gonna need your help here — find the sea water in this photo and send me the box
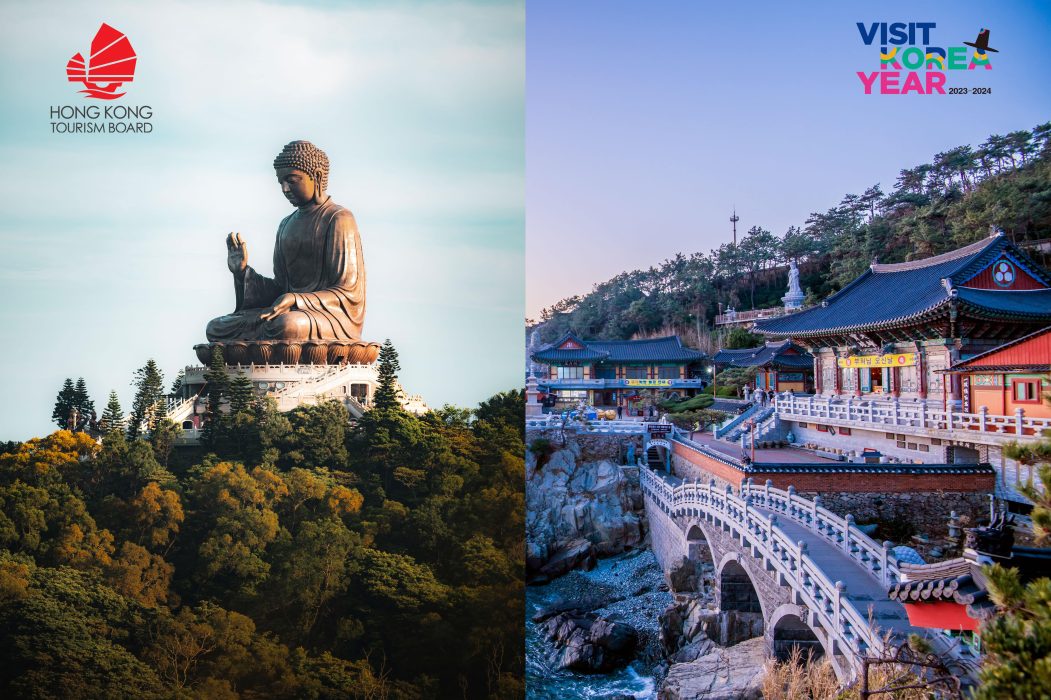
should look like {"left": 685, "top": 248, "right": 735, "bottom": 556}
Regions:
{"left": 525, "top": 551, "right": 670, "bottom": 699}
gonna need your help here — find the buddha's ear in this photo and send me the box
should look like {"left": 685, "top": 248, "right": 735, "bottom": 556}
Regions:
{"left": 313, "top": 171, "right": 325, "bottom": 203}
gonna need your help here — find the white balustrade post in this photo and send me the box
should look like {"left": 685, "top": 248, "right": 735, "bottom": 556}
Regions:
{"left": 846, "top": 396, "right": 853, "bottom": 421}
{"left": 765, "top": 479, "right": 772, "bottom": 501}
{"left": 920, "top": 401, "right": 928, "bottom": 429}
{"left": 881, "top": 540, "right": 891, "bottom": 588}
{"left": 796, "top": 540, "right": 808, "bottom": 585}
{"left": 834, "top": 580, "right": 846, "bottom": 632}
{"left": 979, "top": 405, "right": 988, "bottom": 432}
{"left": 844, "top": 514, "right": 854, "bottom": 554}
{"left": 892, "top": 397, "right": 900, "bottom": 426}
{"left": 812, "top": 495, "right": 821, "bottom": 525}
{"left": 1016, "top": 407, "right": 1025, "bottom": 435}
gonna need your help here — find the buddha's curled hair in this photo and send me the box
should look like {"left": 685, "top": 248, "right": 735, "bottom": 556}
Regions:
{"left": 273, "top": 140, "right": 329, "bottom": 192}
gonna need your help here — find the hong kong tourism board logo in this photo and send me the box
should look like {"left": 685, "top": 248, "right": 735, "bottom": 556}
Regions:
{"left": 856, "top": 22, "right": 996, "bottom": 95}
{"left": 51, "top": 23, "right": 153, "bottom": 134}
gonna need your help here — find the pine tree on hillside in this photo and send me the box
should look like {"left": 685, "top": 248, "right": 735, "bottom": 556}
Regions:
{"left": 228, "top": 374, "right": 255, "bottom": 414}
{"left": 51, "top": 378, "right": 77, "bottom": 428}
{"left": 373, "top": 339, "right": 402, "bottom": 412}
{"left": 128, "top": 359, "right": 165, "bottom": 439}
{"left": 101, "top": 390, "right": 125, "bottom": 435}
{"left": 201, "top": 346, "right": 229, "bottom": 447}
{"left": 73, "top": 377, "right": 95, "bottom": 416}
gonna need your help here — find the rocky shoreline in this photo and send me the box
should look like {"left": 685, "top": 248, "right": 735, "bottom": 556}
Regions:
{"left": 526, "top": 549, "right": 672, "bottom": 699}
{"left": 526, "top": 433, "right": 772, "bottom": 699}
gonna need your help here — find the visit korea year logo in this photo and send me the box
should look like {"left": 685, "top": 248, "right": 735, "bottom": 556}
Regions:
{"left": 66, "top": 23, "right": 137, "bottom": 99}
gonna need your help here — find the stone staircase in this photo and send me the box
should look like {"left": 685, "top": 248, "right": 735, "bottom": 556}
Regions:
{"left": 721, "top": 406, "right": 775, "bottom": 443}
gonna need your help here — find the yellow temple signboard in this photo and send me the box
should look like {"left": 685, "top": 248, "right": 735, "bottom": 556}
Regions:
{"left": 837, "top": 353, "right": 916, "bottom": 369}
{"left": 625, "top": 379, "right": 673, "bottom": 387}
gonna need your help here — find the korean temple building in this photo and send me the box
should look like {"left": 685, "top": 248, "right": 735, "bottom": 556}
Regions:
{"left": 943, "top": 325, "right": 1051, "bottom": 419}
{"left": 755, "top": 233, "right": 1051, "bottom": 405}
{"left": 749, "top": 234, "right": 1051, "bottom": 498}
{"left": 531, "top": 333, "right": 707, "bottom": 414}
{"left": 713, "top": 340, "right": 814, "bottom": 393}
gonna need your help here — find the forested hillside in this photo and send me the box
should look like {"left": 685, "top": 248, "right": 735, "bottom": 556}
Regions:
{"left": 0, "top": 343, "right": 524, "bottom": 699}
{"left": 535, "top": 122, "right": 1051, "bottom": 346}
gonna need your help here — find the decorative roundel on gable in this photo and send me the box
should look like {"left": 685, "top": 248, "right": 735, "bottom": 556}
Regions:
{"left": 992, "top": 259, "right": 1016, "bottom": 288}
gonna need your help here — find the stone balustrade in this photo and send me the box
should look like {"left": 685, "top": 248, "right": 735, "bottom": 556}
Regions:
{"left": 775, "top": 392, "right": 1051, "bottom": 445}
{"left": 639, "top": 466, "right": 977, "bottom": 681}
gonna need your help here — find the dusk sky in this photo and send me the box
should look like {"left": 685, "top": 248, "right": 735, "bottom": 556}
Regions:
{"left": 527, "top": 1, "right": 1051, "bottom": 319}
{"left": 0, "top": 0, "right": 523, "bottom": 440}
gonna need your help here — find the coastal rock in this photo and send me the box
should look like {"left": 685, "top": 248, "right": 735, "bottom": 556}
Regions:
{"left": 539, "top": 538, "right": 596, "bottom": 578}
{"left": 526, "top": 435, "right": 644, "bottom": 576}
{"left": 659, "top": 592, "right": 718, "bottom": 657}
{"left": 541, "top": 612, "right": 638, "bottom": 673}
{"left": 658, "top": 637, "right": 766, "bottom": 700}
{"left": 668, "top": 557, "right": 705, "bottom": 593}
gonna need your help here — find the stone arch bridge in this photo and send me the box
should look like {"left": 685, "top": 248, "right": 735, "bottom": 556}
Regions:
{"left": 640, "top": 467, "right": 978, "bottom": 683}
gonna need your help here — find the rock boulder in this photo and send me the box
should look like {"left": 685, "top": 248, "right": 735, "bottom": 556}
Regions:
{"left": 540, "top": 612, "right": 638, "bottom": 673}
{"left": 527, "top": 435, "right": 644, "bottom": 577}
{"left": 658, "top": 637, "right": 767, "bottom": 700}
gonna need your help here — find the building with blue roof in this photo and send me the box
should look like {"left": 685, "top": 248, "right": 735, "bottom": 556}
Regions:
{"left": 531, "top": 333, "right": 707, "bottom": 414}
{"left": 712, "top": 340, "right": 814, "bottom": 393}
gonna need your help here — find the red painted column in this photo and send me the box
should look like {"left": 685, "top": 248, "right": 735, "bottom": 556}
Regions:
{"left": 891, "top": 366, "right": 900, "bottom": 398}
{"left": 855, "top": 367, "right": 862, "bottom": 397}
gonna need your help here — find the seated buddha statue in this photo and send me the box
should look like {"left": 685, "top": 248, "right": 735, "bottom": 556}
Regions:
{"left": 206, "top": 141, "right": 367, "bottom": 345}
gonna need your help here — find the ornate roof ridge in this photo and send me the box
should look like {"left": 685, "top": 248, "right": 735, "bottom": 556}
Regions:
{"left": 591, "top": 335, "right": 683, "bottom": 344}
{"left": 870, "top": 234, "right": 1000, "bottom": 273}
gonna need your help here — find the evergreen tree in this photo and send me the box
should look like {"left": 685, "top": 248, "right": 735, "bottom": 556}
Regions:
{"left": 149, "top": 418, "right": 182, "bottom": 467}
{"left": 51, "top": 379, "right": 77, "bottom": 428}
{"left": 170, "top": 369, "right": 185, "bottom": 395}
{"left": 201, "top": 347, "right": 229, "bottom": 447}
{"left": 128, "top": 360, "right": 165, "bottom": 439}
{"left": 101, "top": 391, "right": 125, "bottom": 436}
{"left": 228, "top": 375, "right": 255, "bottom": 414}
{"left": 373, "top": 340, "right": 402, "bottom": 412}
{"left": 974, "top": 564, "right": 1051, "bottom": 699}
{"left": 73, "top": 378, "right": 95, "bottom": 416}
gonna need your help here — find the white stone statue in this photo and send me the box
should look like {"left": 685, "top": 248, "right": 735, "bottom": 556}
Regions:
{"left": 782, "top": 260, "right": 805, "bottom": 310}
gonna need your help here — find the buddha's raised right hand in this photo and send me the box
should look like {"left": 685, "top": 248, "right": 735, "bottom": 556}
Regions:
{"left": 226, "top": 232, "right": 248, "bottom": 277}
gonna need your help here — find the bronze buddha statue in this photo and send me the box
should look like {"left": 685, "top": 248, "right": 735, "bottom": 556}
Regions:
{"left": 197, "top": 141, "right": 379, "bottom": 366}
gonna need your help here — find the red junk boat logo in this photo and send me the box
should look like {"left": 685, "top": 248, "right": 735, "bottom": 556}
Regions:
{"left": 66, "top": 23, "right": 137, "bottom": 100}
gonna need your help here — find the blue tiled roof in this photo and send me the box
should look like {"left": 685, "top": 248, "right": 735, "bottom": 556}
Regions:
{"left": 954, "top": 287, "right": 1051, "bottom": 318}
{"left": 712, "top": 348, "right": 757, "bottom": 363}
{"left": 756, "top": 235, "right": 1051, "bottom": 338}
{"left": 532, "top": 333, "right": 706, "bottom": 364}
{"left": 714, "top": 341, "right": 813, "bottom": 369}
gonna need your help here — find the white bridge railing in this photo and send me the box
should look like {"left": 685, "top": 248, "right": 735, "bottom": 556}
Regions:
{"left": 776, "top": 392, "right": 1051, "bottom": 445}
{"left": 639, "top": 467, "right": 974, "bottom": 680}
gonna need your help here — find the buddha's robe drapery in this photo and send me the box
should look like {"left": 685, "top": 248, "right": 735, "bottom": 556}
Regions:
{"left": 206, "top": 197, "right": 366, "bottom": 341}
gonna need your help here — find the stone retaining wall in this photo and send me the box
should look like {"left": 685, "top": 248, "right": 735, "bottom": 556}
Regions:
{"left": 646, "top": 493, "right": 686, "bottom": 573}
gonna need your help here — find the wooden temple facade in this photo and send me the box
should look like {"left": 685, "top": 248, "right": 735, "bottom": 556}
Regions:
{"left": 755, "top": 234, "right": 1051, "bottom": 406}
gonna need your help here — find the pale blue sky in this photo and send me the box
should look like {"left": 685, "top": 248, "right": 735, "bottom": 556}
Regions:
{"left": 527, "top": 1, "right": 1051, "bottom": 318}
{"left": 0, "top": 0, "right": 524, "bottom": 440}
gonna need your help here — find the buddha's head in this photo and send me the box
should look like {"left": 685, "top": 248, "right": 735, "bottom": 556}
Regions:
{"left": 273, "top": 140, "right": 329, "bottom": 207}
